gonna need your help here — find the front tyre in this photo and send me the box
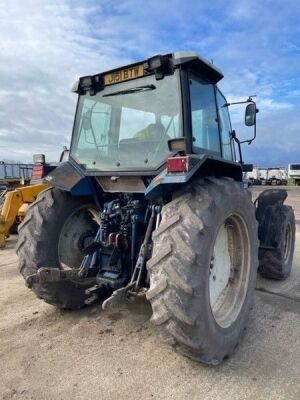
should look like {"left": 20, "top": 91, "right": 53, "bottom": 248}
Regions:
{"left": 147, "top": 178, "right": 259, "bottom": 364}
{"left": 17, "top": 187, "right": 100, "bottom": 310}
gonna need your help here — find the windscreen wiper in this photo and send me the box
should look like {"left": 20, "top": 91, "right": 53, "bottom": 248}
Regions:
{"left": 103, "top": 84, "right": 156, "bottom": 97}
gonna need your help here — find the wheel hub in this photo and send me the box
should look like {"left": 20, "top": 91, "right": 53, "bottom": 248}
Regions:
{"left": 58, "top": 206, "right": 98, "bottom": 269}
{"left": 209, "top": 224, "right": 232, "bottom": 309}
{"left": 209, "top": 214, "right": 251, "bottom": 328}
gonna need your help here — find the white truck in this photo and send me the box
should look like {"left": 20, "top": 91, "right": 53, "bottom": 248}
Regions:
{"left": 245, "top": 166, "right": 262, "bottom": 185}
{"left": 267, "top": 167, "right": 288, "bottom": 185}
{"left": 288, "top": 163, "right": 300, "bottom": 185}
{"left": 258, "top": 168, "right": 268, "bottom": 185}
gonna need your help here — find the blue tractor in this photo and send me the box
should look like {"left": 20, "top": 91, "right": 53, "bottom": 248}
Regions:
{"left": 17, "top": 52, "right": 295, "bottom": 364}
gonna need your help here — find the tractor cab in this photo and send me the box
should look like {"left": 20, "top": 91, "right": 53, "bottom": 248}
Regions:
{"left": 68, "top": 52, "right": 256, "bottom": 185}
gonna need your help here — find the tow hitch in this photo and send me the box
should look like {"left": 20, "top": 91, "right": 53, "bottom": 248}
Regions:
{"left": 102, "top": 205, "right": 158, "bottom": 310}
{"left": 25, "top": 267, "right": 85, "bottom": 288}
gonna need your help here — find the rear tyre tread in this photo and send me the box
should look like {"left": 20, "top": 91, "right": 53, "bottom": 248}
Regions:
{"left": 147, "top": 177, "right": 258, "bottom": 364}
{"left": 258, "top": 205, "right": 295, "bottom": 280}
{"left": 17, "top": 187, "right": 98, "bottom": 310}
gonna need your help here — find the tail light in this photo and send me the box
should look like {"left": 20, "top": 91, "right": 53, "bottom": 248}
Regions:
{"left": 167, "top": 156, "right": 189, "bottom": 173}
{"left": 31, "top": 165, "right": 45, "bottom": 180}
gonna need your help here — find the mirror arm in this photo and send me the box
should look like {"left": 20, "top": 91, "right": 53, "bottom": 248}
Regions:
{"left": 231, "top": 130, "right": 244, "bottom": 165}
{"left": 225, "top": 96, "right": 256, "bottom": 107}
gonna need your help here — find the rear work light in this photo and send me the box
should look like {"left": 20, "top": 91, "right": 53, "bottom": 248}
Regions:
{"left": 33, "top": 153, "right": 45, "bottom": 164}
{"left": 31, "top": 165, "right": 45, "bottom": 180}
{"left": 167, "top": 156, "right": 189, "bottom": 173}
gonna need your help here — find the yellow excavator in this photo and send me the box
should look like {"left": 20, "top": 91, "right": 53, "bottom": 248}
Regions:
{"left": 0, "top": 149, "right": 68, "bottom": 248}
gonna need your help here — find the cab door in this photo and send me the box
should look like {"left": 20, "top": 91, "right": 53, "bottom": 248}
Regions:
{"left": 215, "top": 89, "right": 235, "bottom": 161}
{"left": 189, "top": 74, "right": 221, "bottom": 155}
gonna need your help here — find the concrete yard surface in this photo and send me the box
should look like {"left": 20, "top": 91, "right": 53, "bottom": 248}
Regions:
{"left": 0, "top": 186, "right": 300, "bottom": 400}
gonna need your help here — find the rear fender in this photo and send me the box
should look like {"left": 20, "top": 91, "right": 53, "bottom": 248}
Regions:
{"left": 43, "top": 160, "right": 95, "bottom": 196}
{"left": 145, "top": 155, "right": 243, "bottom": 199}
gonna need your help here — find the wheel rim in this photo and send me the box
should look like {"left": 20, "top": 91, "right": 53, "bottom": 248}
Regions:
{"left": 209, "top": 213, "right": 251, "bottom": 329}
{"left": 283, "top": 222, "right": 292, "bottom": 263}
{"left": 58, "top": 205, "right": 99, "bottom": 269}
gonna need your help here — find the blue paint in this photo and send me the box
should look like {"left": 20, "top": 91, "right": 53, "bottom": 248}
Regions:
{"left": 70, "top": 177, "right": 94, "bottom": 196}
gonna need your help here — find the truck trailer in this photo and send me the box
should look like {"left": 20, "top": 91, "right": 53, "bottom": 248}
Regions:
{"left": 288, "top": 163, "right": 300, "bottom": 185}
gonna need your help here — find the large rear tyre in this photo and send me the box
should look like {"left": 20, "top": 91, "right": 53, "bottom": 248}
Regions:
{"left": 258, "top": 205, "right": 295, "bottom": 280}
{"left": 17, "top": 187, "right": 100, "bottom": 309}
{"left": 147, "top": 178, "right": 259, "bottom": 364}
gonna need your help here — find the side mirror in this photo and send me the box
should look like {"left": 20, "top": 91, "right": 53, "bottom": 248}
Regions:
{"left": 245, "top": 103, "right": 256, "bottom": 126}
{"left": 242, "top": 163, "right": 253, "bottom": 172}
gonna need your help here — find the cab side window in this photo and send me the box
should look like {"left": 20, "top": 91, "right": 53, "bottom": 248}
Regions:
{"left": 189, "top": 76, "right": 221, "bottom": 154}
{"left": 216, "top": 89, "right": 234, "bottom": 160}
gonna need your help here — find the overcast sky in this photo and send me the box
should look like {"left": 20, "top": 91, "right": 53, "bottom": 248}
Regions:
{"left": 0, "top": 0, "right": 299, "bottom": 166}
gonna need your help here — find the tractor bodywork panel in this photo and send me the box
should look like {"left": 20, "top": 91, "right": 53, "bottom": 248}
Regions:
{"left": 45, "top": 155, "right": 242, "bottom": 201}
{"left": 44, "top": 160, "right": 95, "bottom": 196}
{"left": 145, "top": 155, "right": 242, "bottom": 199}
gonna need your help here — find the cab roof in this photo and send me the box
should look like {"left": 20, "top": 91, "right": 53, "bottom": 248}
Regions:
{"left": 85, "top": 51, "right": 223, "bottom": 84}
{"left": 172, "top": 51, "right": 224, "bottom": 83}
{"left": 74, "top": 51, "right": 224, "bottom": 94}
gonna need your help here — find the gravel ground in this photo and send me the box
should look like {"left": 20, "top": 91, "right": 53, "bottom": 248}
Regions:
{"left": 0, "top": 186, "right": 300, "bottom": 400}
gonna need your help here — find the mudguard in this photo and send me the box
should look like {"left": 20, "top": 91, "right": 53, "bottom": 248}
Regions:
{"left": 43, "top": 160, "right": 95, "bottom": 196}
{"left": 255, "top": 189, "right": 288, "bottom": 247}
{"left": 145, "top": 155, "right": 243, "bottom": 199}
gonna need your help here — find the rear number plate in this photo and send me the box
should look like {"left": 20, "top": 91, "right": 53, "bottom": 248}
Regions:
{"left": 104, "top": 64, "right": 144, "bottom": 86}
